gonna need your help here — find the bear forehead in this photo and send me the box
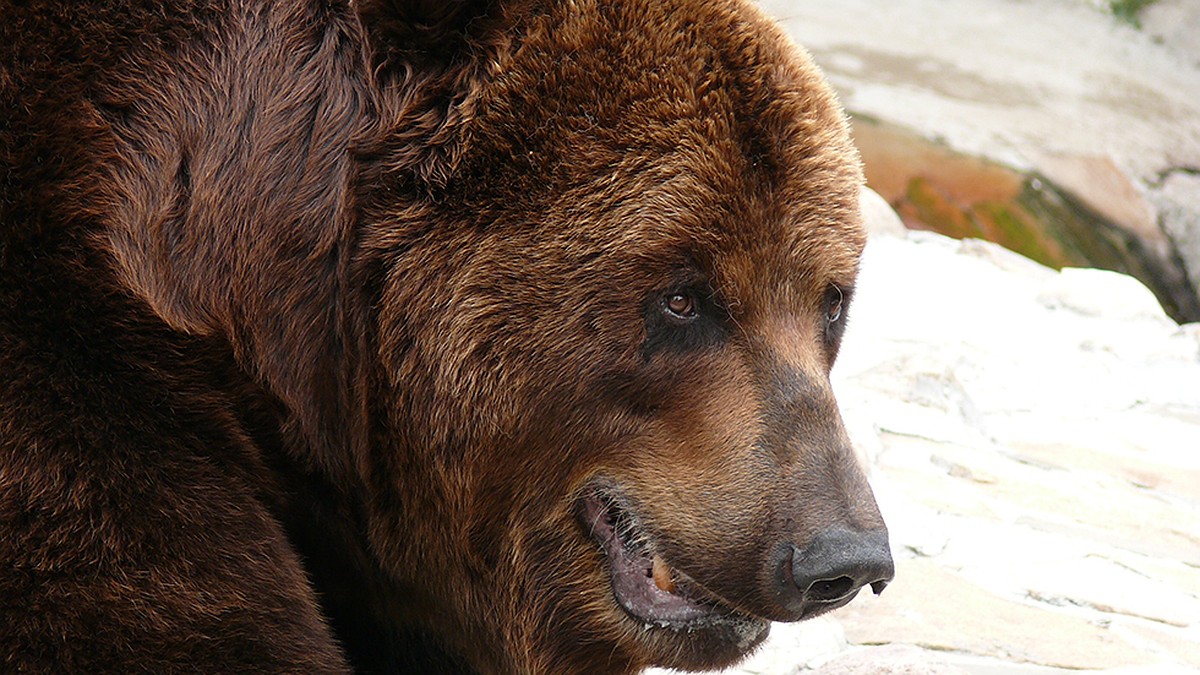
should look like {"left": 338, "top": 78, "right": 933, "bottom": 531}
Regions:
{"left": 456, "top": 0, "right": 865, "bottom": 297}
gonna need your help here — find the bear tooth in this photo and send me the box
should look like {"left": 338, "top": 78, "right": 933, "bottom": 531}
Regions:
{"left": 651, "top": 554, "right": 676, "bottom": 594}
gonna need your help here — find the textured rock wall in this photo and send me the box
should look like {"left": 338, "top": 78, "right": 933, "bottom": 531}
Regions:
{"left": 851, "top": 118, "right": 1200, "bottom": 322}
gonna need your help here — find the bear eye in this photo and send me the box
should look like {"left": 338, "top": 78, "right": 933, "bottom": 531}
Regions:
{"left": 825, "top": 284, "right": 844, "bottom": 324}
{"left": 664, "top": 292, "right": 697, "bottom": 320}
{"left": 641, "top": 284, "right": 727, "bottom": 359}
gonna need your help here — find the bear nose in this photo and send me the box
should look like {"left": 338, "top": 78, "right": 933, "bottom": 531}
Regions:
{"left": 777, "top": 527, "right": 894, "bottom": 617}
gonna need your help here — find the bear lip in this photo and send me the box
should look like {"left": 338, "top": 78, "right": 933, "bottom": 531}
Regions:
{"left": 577, "top": 484, "right": 769, "bottom": 638}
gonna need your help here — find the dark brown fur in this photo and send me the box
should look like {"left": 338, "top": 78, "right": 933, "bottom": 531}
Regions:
{"left": 1, "top": 0, "right": 885, "bottom": 672}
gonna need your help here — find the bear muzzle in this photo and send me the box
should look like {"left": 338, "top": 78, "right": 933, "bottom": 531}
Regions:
{"left": 578, "top": 477, "right": 894, "bottom": 633}
{"left": 577, "top": 484, "right": 771, "bottom": 649}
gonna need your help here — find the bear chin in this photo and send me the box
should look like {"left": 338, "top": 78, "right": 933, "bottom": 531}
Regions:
{"left": 577, "top": 482, "right": 772, "bottom": 667}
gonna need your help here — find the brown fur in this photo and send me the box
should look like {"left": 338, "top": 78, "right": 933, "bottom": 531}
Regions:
{"left": 1, "top": 0, "right": 886, "bottom": 673}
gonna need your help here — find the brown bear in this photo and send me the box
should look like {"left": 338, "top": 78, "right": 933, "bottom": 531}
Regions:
{"left": 0, "top": 0, "right": 894, "bottom": 673}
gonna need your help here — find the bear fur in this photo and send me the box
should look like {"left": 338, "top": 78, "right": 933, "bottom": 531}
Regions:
{"left": 0, "top": 0, "right": 891, "bottom": 673}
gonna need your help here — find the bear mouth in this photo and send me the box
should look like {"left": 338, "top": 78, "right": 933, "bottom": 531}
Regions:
{"left": 577, "top": 484, "right": 769, "bottom": 647}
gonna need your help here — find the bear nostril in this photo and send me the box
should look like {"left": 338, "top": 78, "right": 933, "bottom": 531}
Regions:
{"left": 806, "top": 575, "right": 855, "bottom": 603}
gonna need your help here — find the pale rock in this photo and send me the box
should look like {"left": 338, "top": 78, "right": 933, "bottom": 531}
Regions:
{"left": 1141, "top": 0, "right": 1200, "bottom": 66}
{"left": 1037, "top": 267, "right": 1172, "bottom": 323}
{"left": 757, "top": 0, "right": 1200, "bottom": 179}
{"left": 859, "top": 185, "right": 908, "bottom": 238}
{"left": 810, "top": 644, "right": 967, "bottom": 674}
{"left": 835, "top": 558, "right": 1158, "bottom": 669}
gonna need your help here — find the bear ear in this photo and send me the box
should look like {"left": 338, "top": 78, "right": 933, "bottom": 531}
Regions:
{"left": 353, "top": 0, "right": 524, "bottom": 187}
{"left": 355, "top": 0, "right": 502, "bottom": 70}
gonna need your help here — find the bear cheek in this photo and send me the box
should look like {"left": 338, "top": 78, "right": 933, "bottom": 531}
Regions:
{"left": 607, "top": 358, "right": 780, "bottom": 585}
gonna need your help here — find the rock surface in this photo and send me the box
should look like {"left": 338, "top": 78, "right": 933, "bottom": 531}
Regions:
{"left": 757, "top": 0, "right": 1200, "bottom": 179}
{"left": 755, "top": 0, "right": 1200, "bottom": 322}
{"left": 647, "top": 193, "right": 1200, "bottom": 674}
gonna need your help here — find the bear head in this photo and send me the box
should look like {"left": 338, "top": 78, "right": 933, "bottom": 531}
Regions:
{"left": 350, "top": 0, "right": 894, "bottom": 672}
